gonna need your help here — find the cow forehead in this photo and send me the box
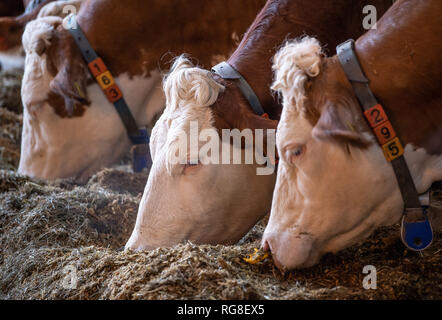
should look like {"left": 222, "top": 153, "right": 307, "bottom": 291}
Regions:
{"left": 277, "top": 106, "right": 314, "bottom": 147}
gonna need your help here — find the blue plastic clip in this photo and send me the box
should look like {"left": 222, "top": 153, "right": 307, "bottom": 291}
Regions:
{"left": 401, "top": 209, "right": 433, "bottom": 251}
{"left": 130, "top": 128, "right": 152, "bottom": 173}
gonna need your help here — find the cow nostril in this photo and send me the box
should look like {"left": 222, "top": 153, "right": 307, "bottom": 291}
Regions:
{"left": 261, "top": 239, "right": 270, "bottom": 252}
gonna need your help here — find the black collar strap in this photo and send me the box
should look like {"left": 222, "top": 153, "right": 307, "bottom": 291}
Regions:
{"left": 336, "top": 39, "right": 433, "bottom": 251}
{"left": 67, "top": 16, "right": 151, "bottom": 172}
{"left": 212, "top": 62, "right": 267, "bottom": 117}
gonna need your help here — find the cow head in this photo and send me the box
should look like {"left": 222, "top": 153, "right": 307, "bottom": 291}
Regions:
{"left": 262, "top": 37, "right": 442, "bottom": 270}
{"left": 125, "top": 56, "right": 276, "bottom": 250}
{"left": 18, "top": 16, "right": 164, "bottom": 181}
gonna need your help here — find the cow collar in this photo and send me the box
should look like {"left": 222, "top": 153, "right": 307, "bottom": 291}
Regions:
{"left": 66, "top": 16, "right": 151, "bottom": 172}
{"left": 212, "top": 61, "right": 279, "bottom": 167}
{"left": 336, "top": 39, "right": 433, "bottom": 251}
{"left": 212, "top": 61, "right": 269, "bottom": 118}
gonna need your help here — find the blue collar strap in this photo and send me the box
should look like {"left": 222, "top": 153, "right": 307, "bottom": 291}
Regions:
{"left": 337, "top": 39, "right": 433, "bottom": 251}
{"left": 67, "top": 16, "right": 151, "bottom": 172}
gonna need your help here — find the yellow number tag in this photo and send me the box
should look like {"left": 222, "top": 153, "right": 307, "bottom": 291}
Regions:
{"left": 96, "top": 71, "right": 115, "bottom": 90}
{"left": 381, "top": 137, "right": 404, "bottom": 161}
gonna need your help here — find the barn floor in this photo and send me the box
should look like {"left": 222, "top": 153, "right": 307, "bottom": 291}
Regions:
{"left": 0, "top": 69, "right": 440, "bottom": 300}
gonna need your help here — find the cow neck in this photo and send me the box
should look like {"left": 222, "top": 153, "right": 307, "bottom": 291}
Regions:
{"left": 67, "top": 19, "right": 151, "bottom": 173}
{"left": 75, "top": 0, "right": 265, "bottom": 79}
{"left": 226, "top": 0, "right": 393, "bottom": 121}
{"left": 337, "top": 39, "right": 434, "bottom": 252}
{"left": 353, "top": 1, "right": 442, "bottom": 155}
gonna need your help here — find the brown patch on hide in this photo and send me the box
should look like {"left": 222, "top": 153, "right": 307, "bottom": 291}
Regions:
{"left": 226, "top": 0, "right": 393, "bottom": 121}
{"left": 207, "top": 0, "right": 392, "bottom": 155}
{"left": 304, "top": 0, "right": 442, "bottom": 154}
{"left": 43, "top": 26, "right": 91, "bottom": 118}
{"left": 42, "top": 0, "right": 266, "bottom": 117}
{"left": 0, "top": 0, "right": 58, "bottom": 52}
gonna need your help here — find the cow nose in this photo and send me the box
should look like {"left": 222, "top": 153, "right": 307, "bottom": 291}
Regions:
{"left": 261, "top": 230, "right": 315, "bottom": 271}
{"left": 261, "top": 234, "right": 287, "bottom": 271}
{"left": 125, "top": 233, "right": 157, "bottom": 251}
{"left": 261, "top": 239, "right": 270, "bottom": 252}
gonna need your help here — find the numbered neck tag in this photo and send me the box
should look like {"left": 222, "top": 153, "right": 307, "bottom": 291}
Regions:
{"left": 363, "top": 104, "right": 404, "bottom": 161}
{"left": 337, "top": 39, "right": 433, "bottom": 252}
{"left": 68, "top": 23, "right": 152, "bottom": 174}
{"left": 87, "top": 58, "right": 124, "bottom": 103}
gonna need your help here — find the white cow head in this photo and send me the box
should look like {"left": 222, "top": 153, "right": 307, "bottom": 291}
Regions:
{"left": 126, "top": 57, "right": 276, "bottom": 250}
{"left": 262, "top": 37, "right": 442, "bottom": 270}
{"left": 19, "top": 17, "right": 164, "bottom": 181}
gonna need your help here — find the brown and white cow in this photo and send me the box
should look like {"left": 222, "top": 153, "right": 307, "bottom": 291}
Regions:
{"left": 125, "top": 0, "right": 393, "bottom": 250}
{"left": 265, "top": 0, "right": 442, "bottom": 270}
{"left": 0, "top": 0, "right": 79, "bottom": 69}
{"left": 18, "top": 0, "right": 266, "bottom": 181}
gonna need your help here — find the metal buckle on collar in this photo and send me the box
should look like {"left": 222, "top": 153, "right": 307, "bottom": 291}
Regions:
{"left": 401, "top": 207, "right": 433, "bottom": 251}
{"left": 130, "top": 128, "right": 151, "bottom": 173}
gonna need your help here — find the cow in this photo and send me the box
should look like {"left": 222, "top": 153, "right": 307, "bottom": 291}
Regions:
{"left": 18, "top": 0, "right": 267, "bottom": 181}
{"left": 264, "top": 0, "right": 442, "bottom": 270}
{"left": 0, "top": 0, "right": 78, "bottom": 70}
{"left": 125, "top": 0, "right": 394, "bottom": 251}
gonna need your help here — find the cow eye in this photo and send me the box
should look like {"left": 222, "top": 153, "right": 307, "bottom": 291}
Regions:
{"left": 283, "top": 144, "right": 305, "bottom": 164}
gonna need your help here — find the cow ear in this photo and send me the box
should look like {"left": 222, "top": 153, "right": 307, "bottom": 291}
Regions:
{"left": 312, "top": 101, "right": 368, "bottom": 145}
{"left": 49, "top": 48, "right": 90, "bottom": 116}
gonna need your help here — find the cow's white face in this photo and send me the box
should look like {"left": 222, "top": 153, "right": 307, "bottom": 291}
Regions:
{"left": 126, "top": 57, "right": 276, "bottom": 250}
{"left": 262, "top": 37, "right": 442, "bottom": 270}
{"left": 126, "top": 116, "right": 275, "bottom": 249}
{"left": 18, "top": 17, "right": 164, "bottom": 181}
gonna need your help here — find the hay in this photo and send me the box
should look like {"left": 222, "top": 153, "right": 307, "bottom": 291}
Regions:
{"left": 0, "top": 69, "right": 23, "bottom": 114}
{"left": 0, "top": 108, "right": 22, "bottom": 170}
{"left": 0, "top": 68, "right": 441, "bottom": 300}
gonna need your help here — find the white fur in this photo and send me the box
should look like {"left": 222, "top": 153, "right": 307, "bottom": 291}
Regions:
{"left": 271, "top": 37, "right": 322, "bottom": 112}
{"left": 126, "top": 57, "right": 276, "bottom": 250}
{"left": 263, "top": 37, "right": 442, "bottom": 270}
{"left": 19, "top": 17, "right": 165, "bottom": 181}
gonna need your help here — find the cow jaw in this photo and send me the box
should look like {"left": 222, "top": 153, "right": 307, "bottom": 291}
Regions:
{"left": 263, "top": 109, "right": 442, "bottom": 270}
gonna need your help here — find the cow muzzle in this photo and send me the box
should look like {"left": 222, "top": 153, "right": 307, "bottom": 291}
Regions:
{"left": 261, "top": 230, "right": 319, "bottom": 271}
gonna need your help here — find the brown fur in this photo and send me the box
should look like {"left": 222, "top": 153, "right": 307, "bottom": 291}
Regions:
{"left": 209, "top": 0, "right": 393, "bottom": 149}
{"left": 0, "top": 0, "right": 57, "bottom": 51}
{"left": 43, "top": 0, "right": 267, "bottom": 117}
{"left": 308, "top": 0, "right": 442, "bottom": 155}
